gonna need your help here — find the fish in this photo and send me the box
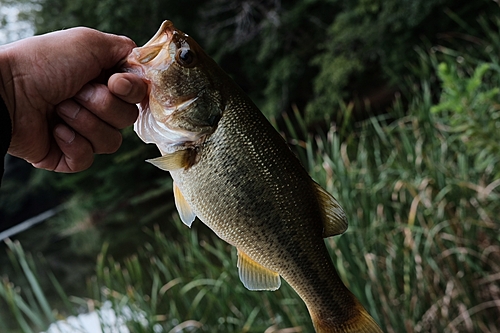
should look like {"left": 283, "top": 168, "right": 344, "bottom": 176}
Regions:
{"left": 125, "top": 20, "right": 383, "bottom": 333}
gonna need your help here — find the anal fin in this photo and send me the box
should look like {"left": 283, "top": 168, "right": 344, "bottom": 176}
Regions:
{"left": 313, "top": 182, "right": 348, "bottom": 238}
{"left": 173, "top": 182, "right": 196, "bottom": 227}
{"left": 237, "top": 249, "right": 281, "bottom": 291}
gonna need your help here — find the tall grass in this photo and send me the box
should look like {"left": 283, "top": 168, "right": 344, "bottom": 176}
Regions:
{"left": 0, "top": 239, "right": 76, "bottom": 333}
{"left": 297, "top": 91, "right": 500, "bottom": 332}
{"left": 88, "top": 224, "right": 309, "bottom": 332}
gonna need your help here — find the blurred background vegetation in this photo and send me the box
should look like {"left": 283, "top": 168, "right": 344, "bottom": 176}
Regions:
{"left": 0, "top": 0, "right": 499, "bottom": 332}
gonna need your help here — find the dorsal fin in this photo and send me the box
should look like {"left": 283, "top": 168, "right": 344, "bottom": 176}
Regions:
{"left": 237, "top": 249, "right": 281, "bottom": 291}
{"left": 313, "top": 182, "right": 348, "bottom": 238}
{"left": 173, "top": 182, "right": 196, "bottom": 227}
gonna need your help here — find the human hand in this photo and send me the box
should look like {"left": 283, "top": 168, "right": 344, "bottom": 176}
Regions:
{"left": 0, "top": 27, "right": 148, "bottom": 172}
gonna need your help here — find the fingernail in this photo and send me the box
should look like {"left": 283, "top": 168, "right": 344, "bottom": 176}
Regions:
{"left": 57, "top": 100, "right": 81, "bottom": 119}
{"left": 55, "top": 125, "right": 76, "bottom": 144}
{"left": 75, "top": 84, "right": 94, "bottom": 102}
{"left": 114, "top": 77, "right": 133, "bottom": 96}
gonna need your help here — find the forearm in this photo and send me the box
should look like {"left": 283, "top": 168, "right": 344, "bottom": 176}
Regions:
{"left": 0, "top": 45, "right": 14, "bottom": 186}
{"left": 0, "top": 43, "right": 15, "bottom": 121}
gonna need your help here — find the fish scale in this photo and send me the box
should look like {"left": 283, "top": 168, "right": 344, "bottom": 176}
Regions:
{"left": 126, "top": 20, "right": 383, "bottom": 333}
{"left": 173, "top": 97, "right": 370, "bottom": 331}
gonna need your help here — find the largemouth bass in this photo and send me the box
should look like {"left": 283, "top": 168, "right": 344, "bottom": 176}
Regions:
{"left": 126, "top": 20, "right": 383, "bottom": 333}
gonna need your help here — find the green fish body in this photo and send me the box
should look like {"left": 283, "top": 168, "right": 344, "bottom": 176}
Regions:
{"left": 126, "top": 20, "right": 383, "bottom": 333}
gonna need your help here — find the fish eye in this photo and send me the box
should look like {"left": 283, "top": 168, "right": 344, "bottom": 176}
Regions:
{"left": 176, "top": 48, "right": 196, "bottom": 67}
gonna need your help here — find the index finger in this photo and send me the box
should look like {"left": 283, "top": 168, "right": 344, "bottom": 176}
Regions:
{"left": 72, "top": 83, "right": 139, "bottom": 129}
{"left": 108, "top": 72, "right": 148, "bottom": 104}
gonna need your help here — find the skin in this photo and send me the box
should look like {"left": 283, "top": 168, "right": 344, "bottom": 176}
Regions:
{"left": 0, "top": 27, "right": 148, "bottom": 172}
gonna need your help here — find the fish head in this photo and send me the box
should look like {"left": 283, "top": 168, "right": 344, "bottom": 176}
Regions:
{"left": 125, "top": 20, "right": 224, "bottom": 154}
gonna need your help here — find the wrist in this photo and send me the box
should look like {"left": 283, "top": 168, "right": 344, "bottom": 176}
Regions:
{"left": 0, "top": 43, "right": 16, "bottom": 123}
{"left": 0, "top": 45, "right": 13, "bottom": 162}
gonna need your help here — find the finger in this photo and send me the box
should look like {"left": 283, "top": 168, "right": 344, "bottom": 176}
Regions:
{"left": 108, "top": 72, "right": 148, "bottom": 104}
{"left": 56, "top": 99, "right": 123, "bottom": 154}
{"left": 73, "top": 83, "right": 139, "bottom": 129}
{"left": 32, "top": 124, "right": 94, "bottom": 173}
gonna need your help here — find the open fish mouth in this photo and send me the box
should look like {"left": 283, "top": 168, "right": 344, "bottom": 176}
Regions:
{"left": 142, "top": 21, "right": 175, "bottom": 47}
{"left": 132, "top": 21, "right": 174, "bottom": 63}
{"left": 123, "top": 21, "right": 176, "bottom": 74}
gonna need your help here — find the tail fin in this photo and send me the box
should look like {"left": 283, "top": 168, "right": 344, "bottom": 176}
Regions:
{"left": 312, "top": 306, "right": 383, "bottom": 333}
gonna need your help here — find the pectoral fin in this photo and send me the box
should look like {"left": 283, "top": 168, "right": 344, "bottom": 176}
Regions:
{"left": 313, "top": 182, "right": 348, "bottom": 237}
{"left": 237, "top": 249, "right": 281, "bottom": 291}
{"left": 173, "top": 182, "right": 196, "bottom": 227}
{"left": 146, "top": 150, "right": 190, "bottom": 171}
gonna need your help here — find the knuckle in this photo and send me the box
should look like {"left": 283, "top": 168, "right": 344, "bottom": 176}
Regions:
{"left": 94, "top": 131, "right": 122, "bottom": 154}
{"left": 71, "top": 150, "right": 94, "bottom": 172}
{"left": 71, "top": 157, "right": 93, "bottom": 172}
{"left": 93, "top": 84, "right": 114, "bottom": 109}
{"left": 120, "top": 105, "right": 139, "bottom": 128}
{"left": 58, "top": 138, "right": 94, "bottom": 172}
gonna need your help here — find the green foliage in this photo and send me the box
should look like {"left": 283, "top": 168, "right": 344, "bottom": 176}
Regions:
{"left": 201, "top": 0, "right": 500, "bottom": 122}
{"left": 0, "top": 0, "right": 37, "bottom": 44}
{"left": 306, "top": 0, "right": 500, "bottom": 122}
{"left": 431, "top": 62, "right": 500, "bottom": 178}
{"left": 31, "top": 0, "right": 204, "bottom": 44}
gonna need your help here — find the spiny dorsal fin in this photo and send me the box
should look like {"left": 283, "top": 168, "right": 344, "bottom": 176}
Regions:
{"left": 173, "top": 182, "right": 196, "bottom": 227}
{"left": 313, "top": 182, "right": 348, "bottom": 238}
{"left": 146, "top": 150, "right": 190, "bottom": 171}
{"left": 237, "top": 249, "right": 281, "bottom": 291}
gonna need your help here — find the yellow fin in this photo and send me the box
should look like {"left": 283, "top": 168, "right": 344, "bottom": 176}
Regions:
{"left": 173, "top": 182, "right": 196, "bottom": 227}
{"left": 237, "top": 250, "right": 281, "bottom": 291}
{"left": 313, "top": 182, "right": 348, "bottom": 237}
{"left": 146, "top": 151, "right": 189, "bottom": 171}
{"left": 312, "top": 302, "right": 383, "bottom": 333}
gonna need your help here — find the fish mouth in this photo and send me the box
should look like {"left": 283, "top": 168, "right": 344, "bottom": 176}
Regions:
{"left": 143, "top": 20, "right": 175, "bottom": 47}
{"left": 120, "top": 21, "right": 177, "bottom": 113}
{"left": 123, "top": 20, "right": 176, "bottom": 71}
